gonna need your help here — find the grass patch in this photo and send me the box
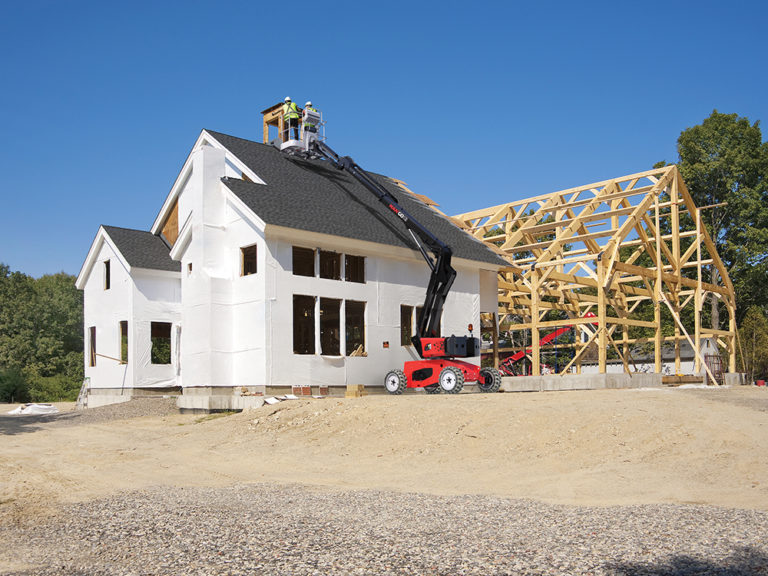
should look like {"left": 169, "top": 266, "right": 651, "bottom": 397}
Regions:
{"left": 194, "top": 411, "right": 237, "bottom": 424}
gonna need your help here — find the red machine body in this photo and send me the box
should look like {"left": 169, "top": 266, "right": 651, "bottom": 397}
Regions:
{"left": 418, "top": 337, "right": 447, "bottom": 358}
{"left": 403, "top": 358, "right": 481, "bottom": 388}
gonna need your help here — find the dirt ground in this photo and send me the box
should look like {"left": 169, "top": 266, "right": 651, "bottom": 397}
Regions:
{"left": 1, "top": 386, "right": 767, "bottom": 520}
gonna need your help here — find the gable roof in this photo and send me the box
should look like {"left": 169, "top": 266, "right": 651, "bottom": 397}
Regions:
{"left": 206, "top": 130, "right": 507, "bottom": 268}
{"left": 102, "top": 226, "right": 180, "bottom": 272}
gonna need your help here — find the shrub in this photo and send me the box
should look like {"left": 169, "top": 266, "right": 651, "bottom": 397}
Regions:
{"left": 28, "top": 373, "right": 81, "bottom": 402}
{"left": 0, "top": 368, "right": 30, "bottom": 403}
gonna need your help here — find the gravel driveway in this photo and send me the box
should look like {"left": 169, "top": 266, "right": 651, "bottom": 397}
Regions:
{"left": 2, "top": 484, "right": 766, "bottom": 575}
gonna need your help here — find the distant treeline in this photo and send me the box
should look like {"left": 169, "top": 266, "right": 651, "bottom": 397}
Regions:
{"left": 0, "top": 263, "right": 83, "bottom": 402}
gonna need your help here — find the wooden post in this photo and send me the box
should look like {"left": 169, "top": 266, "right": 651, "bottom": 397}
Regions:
{"left": 729, "top": 300, "right": 737, "bottom": 373}
{"left": 695, "top": 208, "right": 702, "bottom": 374}
{"left": 492, "top": 312, "right": 500, "bottom": 370}
{"left": 622, "top": 321, "right": 629, "bottom": 373}
{"left": 654, "top": 195, "right": 663, "bottom": 373}
{"left": 597, "top": 259, "right": 607, "bottom": 374}
{"left": 531, "top": 274, "right": 541, "bottom": 375}
{"left": 671, "top": 176, "right": 681, "bottom": 374}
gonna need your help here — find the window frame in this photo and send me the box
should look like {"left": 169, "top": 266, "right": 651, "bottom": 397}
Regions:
{"left": 150, "top": 322, "right": 172, "bottom": 365}
{"left": 119, "top": 321, "right": 128, "bottom": 364}
{"left": 345, "top": 300, "right": 366, "bottom": 356}
{"left": 293, "top": 295, "right": 316, "bottom": 354}
{"left": 89, "top": 326, "right": 96, "bottom": 367}
{"left": 319, "top": 250, "right": 341, "bottom": 280}
{"left": 241, "top": 244, "right": 258, "bottom": 276}
{"left": 344, "top": 254, "right": 365, "bottom": 283}
{"left": 104, "top": 260, "right": 111, "bottom": 290}
{"left": 292, "top": 246, "right": 315, "bottom": 277}
{"left": 319, "top": 297, "right": 342, "bottom": 355}
{"left": 400, "top": 305, "right": 413, "bottom": 346}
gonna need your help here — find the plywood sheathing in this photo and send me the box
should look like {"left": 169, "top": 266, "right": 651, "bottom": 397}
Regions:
{"left": 161, "top": 199, "right": 179, "bottom": 247}
{"left": 453, "top": 165, "right": 736, "bottom": 379}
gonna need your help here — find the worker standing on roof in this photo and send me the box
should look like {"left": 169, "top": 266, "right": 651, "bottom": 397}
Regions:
{"left": 302, "top": 101, "right": 318, "bottom": 133}
{"left": 282, "top": 97, "right": 301, "bottom": 141}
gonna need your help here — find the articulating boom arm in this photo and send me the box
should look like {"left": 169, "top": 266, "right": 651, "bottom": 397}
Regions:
{"left": 310, "top": 139, "right": 456, "bottom": 345}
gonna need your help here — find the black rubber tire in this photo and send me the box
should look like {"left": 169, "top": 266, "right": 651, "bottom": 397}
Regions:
{"left": 384, "top": 369, "right": 407, "bottom": 395}
{"left": 439, "top": 366, "right": 464, "bottom": 394}
{"left": 424, "top": 384, "right": 441, "bottom": 394}
{"left": 478, "top": 367, "right": 502, "bottom": 393}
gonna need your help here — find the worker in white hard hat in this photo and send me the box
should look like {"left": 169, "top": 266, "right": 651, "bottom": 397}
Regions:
{"left": 282, "top": 96, "right": 302, "bottom": 141}
{"left": 303, "top": 101, "right": 318, "bottom": 133}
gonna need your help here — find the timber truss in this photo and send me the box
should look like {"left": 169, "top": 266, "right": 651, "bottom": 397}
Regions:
{"left": 454, "top": 165, "right": 736, "bottom": 379}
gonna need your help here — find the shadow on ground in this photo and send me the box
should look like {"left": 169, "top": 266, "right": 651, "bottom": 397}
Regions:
{"left": 607, "top": 546, "right": 768, "bottom": 575}
{"left": 0, "top": 412, "right": 79, "bottom": 436}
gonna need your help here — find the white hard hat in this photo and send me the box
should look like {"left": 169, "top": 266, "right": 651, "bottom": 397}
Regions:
{"left": 284, "top": 96, "right": 291, "bottom": 102}
{"left": 305, "top": 101, "right": 312, "bottom": 107}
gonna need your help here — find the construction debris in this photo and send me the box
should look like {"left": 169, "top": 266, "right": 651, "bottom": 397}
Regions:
{"left": 7, "top": 403, "right": 59, "bottom": 416}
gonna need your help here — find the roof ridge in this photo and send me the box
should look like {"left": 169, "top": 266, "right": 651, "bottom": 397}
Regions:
{"left": 102, "top": 224, "right": 153, "bottom": 234}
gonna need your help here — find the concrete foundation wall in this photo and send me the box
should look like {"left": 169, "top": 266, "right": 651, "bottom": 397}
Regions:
{"left": 501, "top": 373, "right": 664, "bottom": 393}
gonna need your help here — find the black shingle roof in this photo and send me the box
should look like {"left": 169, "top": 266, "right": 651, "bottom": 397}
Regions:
{"left": 102, "top": 226, "right": 180, "bottom": 272}
{"left": 206, "top": 130, "right": 506, "bottom": 267}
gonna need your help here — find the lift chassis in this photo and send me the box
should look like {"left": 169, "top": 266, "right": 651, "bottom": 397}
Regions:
{"left": 282, "top": 127, "right": 501, "bottom": 395}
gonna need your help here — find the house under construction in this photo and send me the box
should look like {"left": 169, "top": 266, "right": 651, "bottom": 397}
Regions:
{"left": 453, "top": 165, "right": 739, "bottom": 386}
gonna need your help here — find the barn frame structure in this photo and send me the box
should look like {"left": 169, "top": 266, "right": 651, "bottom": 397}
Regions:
{"left": 453, "top": 165, "right": 737, "bottom": 382}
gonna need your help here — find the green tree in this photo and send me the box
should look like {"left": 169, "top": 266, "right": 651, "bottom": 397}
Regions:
{"left": 676, "top": 110, "right": 768, "bottom": 327}
{"left": 0, "top": 265, "right": 37, "bottom": 371}
{"left": 0, "top": 367, "right": 30, "bottom": 403}
{"left": 0, "top": 263, "right": 84, "bottom": 401}
{"left": 32, "top": 272, "right": 84, "bottom": 379}
{"left": 739, "top": 306, "right": 768, "bottom": 383}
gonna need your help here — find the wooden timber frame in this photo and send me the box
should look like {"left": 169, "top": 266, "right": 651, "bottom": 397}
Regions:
{"left": 261, "top": 102, "right": 285, "bottom": 144}
{"left": 453, "top": 165, "right": 737, "bottom": 381}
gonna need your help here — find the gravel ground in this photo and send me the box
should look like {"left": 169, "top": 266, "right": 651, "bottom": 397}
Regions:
{"left": 2, "top": 484, "right": 766, "bottom": 575}
{"left": 1, "top": 398, "right": 179, "bottom": 432}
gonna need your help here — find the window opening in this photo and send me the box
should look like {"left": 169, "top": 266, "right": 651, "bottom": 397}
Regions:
{"left": 151, "top": 322, "right": 172, "bottom": 365}
{"left": 400, "top": 305, "right": 413, "bottom": 346}
{"left": 320, "top": 298, "right": 341, "bottom": 355}
{"left": 293, "top": 295, "right": 316, "bottom": 354}
{"left": 345, "top": 255, "right": 365, "bottom": 283}
{"left": 89, "top": 326, "right": 96, "bottom": 367}
{"left": 104, "top": 260, "right": 111, "bottom": 290}
{"left": 187, "top": 262, "right": 192, "bottom": 276}
{"left": 293, "top": 247, "right": 315, "bottom": 277}
{"left": 319, "top": 251, "right": 341, "bottom": 280}
{"left": 119, "top": 321, "right": 128, "bottom": 364}
{"left": 241, "top": 244, "right": 257, "bottom": 276}
{"left": 345, "top": 301, "right": 366, "bottom": 355}
{"left": 415, "top": 306, "right": 424, "bottom": 335}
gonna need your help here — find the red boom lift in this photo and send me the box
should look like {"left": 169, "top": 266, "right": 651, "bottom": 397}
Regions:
{"left": 499, "top": 312, "right": 596, "bottom": 376}
{"left": 280, "top": 124, "right": 501, "bottom": 395}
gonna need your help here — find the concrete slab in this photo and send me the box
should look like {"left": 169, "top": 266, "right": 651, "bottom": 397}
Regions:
{"left": 177, "top": 394, "right": 265, "bottom": 413}
{"left": 500, "top": 373, "right": 663, "bottom": 393}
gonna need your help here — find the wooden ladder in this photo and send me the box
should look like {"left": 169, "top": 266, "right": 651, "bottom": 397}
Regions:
{"left": 75, "top": 377, "right": 90, "bottom": 410}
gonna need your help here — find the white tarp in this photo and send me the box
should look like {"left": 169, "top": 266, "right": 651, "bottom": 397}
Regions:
{"left": 7, "top": 403, "right": 59, "bottom": 415}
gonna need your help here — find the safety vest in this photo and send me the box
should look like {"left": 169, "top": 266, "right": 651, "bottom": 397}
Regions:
{"left": 304, "top": 106, "right": 318, "bottom": 127}
{"left": 283, "top": 102, "right": 300, "bottom": 121}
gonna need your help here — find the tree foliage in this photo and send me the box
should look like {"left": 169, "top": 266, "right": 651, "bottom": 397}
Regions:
{"left": 676, "top": 110, "right": 768, "bottom": 322}
{"left": 739, "top": 306, "right": 768, "bottom": 383}
{"left": 0, "top": 264, "right": 83, "bottom": 401}
{"left": 0, "top": 367, "right": 30, "bottom": 403}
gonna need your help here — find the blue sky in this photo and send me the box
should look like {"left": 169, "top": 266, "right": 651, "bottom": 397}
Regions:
{"left": 1, "top": 0, "right": 766, "bottom": 278}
